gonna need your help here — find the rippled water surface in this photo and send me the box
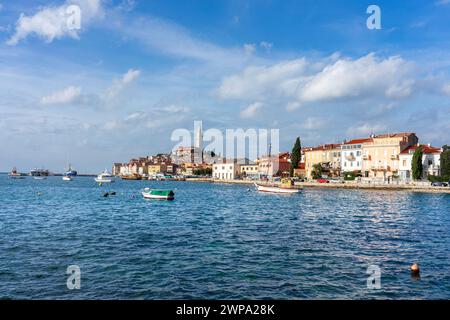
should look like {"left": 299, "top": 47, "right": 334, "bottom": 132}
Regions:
{"left": 0, "top": 175, "right": 449, "bottom": 299}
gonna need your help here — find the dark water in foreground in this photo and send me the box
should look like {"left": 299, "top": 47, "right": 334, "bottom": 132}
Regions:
{"left": 0, "top": 175, "right": 449, "bottom": 299}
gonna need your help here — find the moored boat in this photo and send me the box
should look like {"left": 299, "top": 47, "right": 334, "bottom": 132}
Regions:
{"left": 62, "top": 176, "right": 73, "bottom": 181}
{"left": 30, "top": 168, "right": 49, "bottom": 177}
{"left": 142, "top": 188, "right": 175, "bottom": 200}
{"left": 121, "top": 173, "right": 142, "bottom": 180}
{"left": 254, "top": 178, "right": 301, "bottom": 194}
{"left": 9, "top": 167, "right": 24, "bottom": 179}
{"left": 95, "top": 169, "right": 115, "bottom": 183}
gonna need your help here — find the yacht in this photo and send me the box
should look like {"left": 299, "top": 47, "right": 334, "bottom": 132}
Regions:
{"left": 95, "top": 169, "right": 115, "bottom": 183}
{"left": 30, "top": 168, "right": 49, "bottom": 177}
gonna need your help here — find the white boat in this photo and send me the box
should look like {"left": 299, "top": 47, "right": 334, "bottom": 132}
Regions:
{"left": 62, "top": 176, "right": 73, "bottom": 181}
{"left": 95, "top": 169, "right": 115, "bottom": 183}
{"left": 254, "top": 178, "right": 301, "bottom": 194}
{"left": 34, "top": 176, "right": 47, "bottom": 180}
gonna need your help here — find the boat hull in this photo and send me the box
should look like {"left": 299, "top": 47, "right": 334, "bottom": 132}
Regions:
{"left": 255, "top": 183, "right": 301, "bottom": 194}
{"left": 95, "top": 178, "right": 114, "bottom": 183}
{"left": 62, "top": 176, "right": 73, "bottom": 181}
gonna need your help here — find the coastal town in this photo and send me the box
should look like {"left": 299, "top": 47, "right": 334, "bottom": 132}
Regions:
{"left": 111, "top": 131, "right": 450, "bottom": 188}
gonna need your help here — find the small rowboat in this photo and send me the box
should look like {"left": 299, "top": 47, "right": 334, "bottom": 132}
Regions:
{"left": 142, "top": 188, "right": 175, "bottom": 200}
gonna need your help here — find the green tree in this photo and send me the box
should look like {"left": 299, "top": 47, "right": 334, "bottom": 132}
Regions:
{"left": 312, "top": 164, "right": 323, "bottom": 179}
{"left": 440, "top": 145, "right": 450, "bottom": 179}
{"left": 289, "top": 137, "right": 302, "bottom": 176}
{"left": 412, "top": 146, "right": 423, "bottom": 180}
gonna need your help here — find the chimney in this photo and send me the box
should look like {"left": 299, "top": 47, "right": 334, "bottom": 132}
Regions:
{"left": 428, "top": 143, "right": 431, "bottom": 147}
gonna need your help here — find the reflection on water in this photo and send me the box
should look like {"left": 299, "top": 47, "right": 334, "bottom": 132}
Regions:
{"left": 0, "top": 175, "right": 449, "bottom": 299}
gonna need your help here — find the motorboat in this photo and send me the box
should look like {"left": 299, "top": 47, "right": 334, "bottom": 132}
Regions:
{"left": 95, "top": 169, "right": 115, "bottom": 183}
{"left": 142, "top": 188, "right": 175, "bottom": 200}
{"left": 62, "top": 176, "right": 73, "bottom": 181}
{"left": 30, "top": 168, "right": 49, "bottom": 176}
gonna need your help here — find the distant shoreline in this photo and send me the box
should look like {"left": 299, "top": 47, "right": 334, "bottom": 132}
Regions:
{"left": 185, "top": 178, "right": 450, "bottom": 194}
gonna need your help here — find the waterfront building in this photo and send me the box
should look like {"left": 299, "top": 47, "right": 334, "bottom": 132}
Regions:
{"left": 361, "top": 133, "right": 418, "bottom": 181}
{"left": 257, "top": 152, "right": 291, "bottom": 178}
{"left": 240, "top": 162, "right": 259, "bottom": 179}
{"left": 148, "top": 163, "right": 168, "bottom": 176}
{"left": 166, "top": 163, "right": 178, "bottom": 175}
{"left": 212, "top": 159, "right": 241, "bottom": 180}
{"left": 399, "top": 144, "right": 442, "bottom": 181}
{"left": 293, "top": 163, "right": 306, "bottom": 178}
{"left": 304, "top": 144, "right": 341, "bottom": 179}
{"left": 112, "top": 163, "right": 123, "bottom": 176}
{"left": 341, "top": 138, "right": 372, "bottom": 174}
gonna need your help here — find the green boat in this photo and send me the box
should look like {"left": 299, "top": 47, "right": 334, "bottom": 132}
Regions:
{"left": 142, "top": 188, "right": 175, "bottom": 200}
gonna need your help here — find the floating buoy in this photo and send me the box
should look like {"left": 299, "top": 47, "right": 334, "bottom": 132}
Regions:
{"left": 37, "top": 192, "right": 42, "bottom": 196}
{"left": 110, "top": 191, "right": 116, "bottom": 196}
{"left": 410, "top": 263, "right": 420, "bottom": 275}
{"left": 103, "top": 192, "right": 109, "bottom": 197}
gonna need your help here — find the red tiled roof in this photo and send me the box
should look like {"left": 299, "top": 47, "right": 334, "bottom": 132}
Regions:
{"left": 401, "top": 144, "right": 442, "bottom": 154}
{"left": 344, "top": 138, "right": 372, "bottom": 145}
{"left": 374, "top": 132, "right": 415, "bottom": 138}
{"left": 305, "top": 143, "right": 342, "bottom": 152}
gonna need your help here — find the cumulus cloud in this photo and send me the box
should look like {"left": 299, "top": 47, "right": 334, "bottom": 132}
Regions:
{"left": 217, "top": 58, "right": 309, "bottom": 100}
{"left": 7, "top": 0, "right": 103, "bottom": 45}
{"left": 41, "top": 86, "right": 82, "bottom": 105}
{"left": 217, "top": 53, "right": 417, "bottom": 108}
{"left": 240, "top": 102, "right": 263, "bottom": 118}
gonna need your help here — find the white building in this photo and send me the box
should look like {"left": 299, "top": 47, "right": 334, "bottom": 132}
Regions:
{"left": 341, "top": 138, "right": 372, "bottom": 174}
{"left": 212, "top": 159, "right": 241, "bottom": 180}
{"left": 399, "top": 144, "right": 442, "bottom": 181}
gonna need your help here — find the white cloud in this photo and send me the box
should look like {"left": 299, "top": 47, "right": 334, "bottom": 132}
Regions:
{"left": 301, "top": 117, "right": 326, "bottom": 130}
{"left": 217, "top": 58, "right": 309, "bottom": 100}
{"left": 348, "top": 123, "right": 387, "bottom": 136}
{"left": 104, "top": 68, "right": 141, "bottom": 102}
{"left": 217, "top": 53, "right": 416, "bottom": 107}
{"left": 243, "top": 43, "right": 256, "bottom": 56}
{"left": 298, "top": 54, "right": 415, "bottom": 102}
{"left": 41, "top": 86, "right": 82, "bottom": 105}
{"left": 260, "top": 41, "right": 273, "bottom": 51}
{"left": 286, "top": 101, "right": 302, "bottom": 111}
{"left": 240, "top": 102, "right": 263, "bottom": 118}
{"left": 7, "top": 0, "right": 103, "bottom": 45}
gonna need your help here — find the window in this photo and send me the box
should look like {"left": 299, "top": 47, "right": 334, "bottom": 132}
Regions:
{"left": 428, "top": 160, "right": 433, "bottom": 166}
{"left": 357, "top": 151, "right": 361, "bottom": 156}
{"left": 403, "top": 160, "right": 406, "bottom": 166}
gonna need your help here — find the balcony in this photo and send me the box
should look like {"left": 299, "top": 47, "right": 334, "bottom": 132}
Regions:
{"left": 362, "top": 154, "right": 371, "bottom": 160}
{"left": 390, "top": 154, "right": 399, "bottom": 160}
{"left": 345, "top": 154, "right": 356, "bottom": 161}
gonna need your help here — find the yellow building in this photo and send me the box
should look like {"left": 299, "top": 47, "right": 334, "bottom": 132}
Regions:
{"left": 304, "top": 144, "right": 342, "bottom": 179}
{"left": 240, "top": 164, "right": 259, "bottom": 178}
{"left": 148, "top": 163, "right": 168, "bottom": 175}
{"left": 361, "top": 133, "right": 418, "bottom": 179}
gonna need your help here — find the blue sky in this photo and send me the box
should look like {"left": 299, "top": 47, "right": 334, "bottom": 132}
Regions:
{"left": 0, "top": 0, "right": 450, "bottom": 173}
